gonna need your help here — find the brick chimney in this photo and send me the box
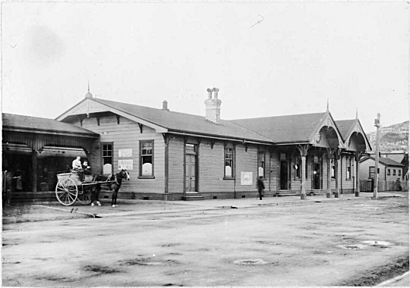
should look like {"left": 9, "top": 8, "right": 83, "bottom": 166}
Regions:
{"left": 204, "top": 88, "right": 222, "bottom": 123}
{"left": 162, "top": 100, "right": 169, "bottom": 111}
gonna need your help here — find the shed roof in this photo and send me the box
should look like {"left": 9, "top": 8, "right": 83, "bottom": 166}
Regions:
{"left": 360, "top": 156, "right": 404, "bottom": 167}
{"left": 230, "top": 113, "right": 327, "bottom": 144}
{"left": 2, "top": 113, "right": 98, "bottom": 137}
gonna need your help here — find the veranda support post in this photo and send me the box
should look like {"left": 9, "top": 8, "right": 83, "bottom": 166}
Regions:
{"left": 326, "top": 149, "right": 332, "bottom": 198}
{"left": 298, "top": 145, "right": 310, "bottom": 200}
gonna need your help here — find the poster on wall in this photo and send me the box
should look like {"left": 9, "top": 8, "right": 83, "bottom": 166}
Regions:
{"left": 241, "top": 172, "right": 253, "bottom": 185}
{"left": 118, "top": 159, "right": 133, "bottom": 170}
{"left": 119, "top": 149, "right": 132, "bottom": 158}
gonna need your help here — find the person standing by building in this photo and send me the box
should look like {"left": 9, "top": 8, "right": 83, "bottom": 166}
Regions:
{"left": 257, "top": 176, "right": 265, "bottom": 200}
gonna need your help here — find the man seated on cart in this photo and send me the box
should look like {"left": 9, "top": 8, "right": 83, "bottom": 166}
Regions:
{"left": 72, "top": 156, "right": 85, "bottom": 181}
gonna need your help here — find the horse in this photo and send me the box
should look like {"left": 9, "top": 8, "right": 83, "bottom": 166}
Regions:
{"left": 91, "top": 169, "right": 130, "bottom": 207}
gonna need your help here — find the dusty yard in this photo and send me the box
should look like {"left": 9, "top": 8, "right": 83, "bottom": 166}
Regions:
{"left": 2, "top": 194, "right": 409, "bottom": 286}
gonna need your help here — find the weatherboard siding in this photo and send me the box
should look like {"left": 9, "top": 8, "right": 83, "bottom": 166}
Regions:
{"left": 168, "top": 136, "right": 184, "bottom": 194}
{"left": 166, "top": 137, "right": 271, "bottom": 196}
{"left": 198, "top": 141, "right": 234, "bottom": 192}
{"left": 71, "top": 115, "right": 165, "bottom": 194}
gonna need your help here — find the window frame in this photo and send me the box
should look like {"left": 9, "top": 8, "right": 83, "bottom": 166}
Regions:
{"left": 101, "top": 142, "right": 114, "bottom": 175}
{"left": 224, "top": 143, "right": 235, "bottom": 180}
{"left": 369, "top": 166, "right": 375, "bottom": 179}
{"left": 346, "top": 157, "right": 352, "bottom": 180}
{"left": 139, "top": 140, "right": 155, "bottom": 179}
{"left": 257, "top": 149, "right": 266, "bottom": 178}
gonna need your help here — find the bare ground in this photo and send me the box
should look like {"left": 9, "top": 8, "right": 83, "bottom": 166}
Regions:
{"left": 2, "top": 193, "right": 409, "bottom": 286}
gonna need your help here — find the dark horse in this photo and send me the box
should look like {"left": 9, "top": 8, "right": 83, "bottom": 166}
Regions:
{"left": 91, "top": 169, "right": 130, "bottom": 207}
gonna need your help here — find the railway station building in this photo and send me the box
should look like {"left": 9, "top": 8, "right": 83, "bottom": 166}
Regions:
{"left": 56, "top": 88, "right": 371, "bottom": 200}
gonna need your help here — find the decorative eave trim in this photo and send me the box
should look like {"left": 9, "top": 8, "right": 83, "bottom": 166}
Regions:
{"left": 345, "top": 119, "right": 372, "bottom": 152}
{"left": 309, "top": 112, "right": 344, "bottom": 148}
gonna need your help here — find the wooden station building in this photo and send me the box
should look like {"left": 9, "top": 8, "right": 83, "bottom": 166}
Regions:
{"left": 55, "top": 88, "right": 371, "bottom": 200}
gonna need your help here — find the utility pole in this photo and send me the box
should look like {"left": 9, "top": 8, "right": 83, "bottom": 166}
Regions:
{"left": 373, "top": 113, "right": 381, "bottom": 199}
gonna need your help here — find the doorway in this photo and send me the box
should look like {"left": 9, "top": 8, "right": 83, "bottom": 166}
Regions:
{"left": 312, "top": 162, "right": 321, "bottom": 189}
{"left": 280, "top": 160, "right": 289, "bottom": 190}
{"left": 185, "top": 144, "right": 198, "bottom": 192}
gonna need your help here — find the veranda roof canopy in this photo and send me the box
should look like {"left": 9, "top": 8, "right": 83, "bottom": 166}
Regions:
{"left": 38, "top": 146, "right": 87, "bottom": 158}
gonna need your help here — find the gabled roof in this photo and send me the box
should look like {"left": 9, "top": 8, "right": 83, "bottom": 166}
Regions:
{"left": 335, "top": 118, "right": 372, "bottom": 151}
{"left": 2, "top": 113, "right": 98, "bottom": 137}
{"left": 59, "top": 98, "right": 273, "bottom": 144}
{"left": 335, "top": 119, "right": 356, "bottom": 140}
{"left": 231, "top": 113, "right": 327, "bottom": 144}
{"left": 360, "top": 156, "right": 404, "bottom": 167}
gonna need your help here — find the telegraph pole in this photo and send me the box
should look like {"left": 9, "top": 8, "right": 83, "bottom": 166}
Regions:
{"left": 373, "top": 113, "right": 381, "bottom": 199}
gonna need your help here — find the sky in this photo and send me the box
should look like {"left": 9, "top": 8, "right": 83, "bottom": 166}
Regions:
{"left": 2, "top": 1, "right": 409, "bottom": 133}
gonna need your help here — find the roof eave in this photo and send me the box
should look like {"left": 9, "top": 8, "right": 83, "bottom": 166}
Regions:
{"left": 3, "top": 126, "right": 99, "bottom": 138}
{"left": 58, "top": 97, "right": 168, "bottom": 133}
{"left": 167, "top": 129, "right": 274, "bottom": 145}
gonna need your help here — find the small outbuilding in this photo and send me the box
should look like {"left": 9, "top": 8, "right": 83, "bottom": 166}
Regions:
{"left": 359, "top": 156, "right": 405, "bottom": 191}
{"left": 2, "top": 113, "right": 99, "bottom": 199}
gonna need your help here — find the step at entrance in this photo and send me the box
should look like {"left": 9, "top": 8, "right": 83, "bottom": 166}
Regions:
{"left": 182, "top": 192, "right": 204, "bottom": 201}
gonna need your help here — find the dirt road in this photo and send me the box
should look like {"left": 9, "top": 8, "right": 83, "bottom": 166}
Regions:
{"left": 2, "top": 195, "right": 409, "bottom": 286}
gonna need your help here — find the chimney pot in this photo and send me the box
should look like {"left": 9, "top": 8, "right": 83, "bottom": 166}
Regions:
{"left": 207, "top": 88, "right": 213, "bottom": 99}
{"left": 162, "top": 100, "right": 169, "bottom": 111}
{"left": 204, "top": 88, "right": 222, "bottom": 123}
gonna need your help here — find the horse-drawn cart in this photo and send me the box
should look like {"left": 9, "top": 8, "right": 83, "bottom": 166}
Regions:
{"left": 55, "top": 172, "right": 112, "bottom": 206}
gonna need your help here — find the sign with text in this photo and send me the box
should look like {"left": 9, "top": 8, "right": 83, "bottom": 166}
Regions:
{"left": 119, "top": 149, "right": 132, "bottom": 158}
{"left": 241, "top": 172, "right": 253, "bottom": 185}
{"left": 118, "top": 159, "right": 133, "bottom": 170}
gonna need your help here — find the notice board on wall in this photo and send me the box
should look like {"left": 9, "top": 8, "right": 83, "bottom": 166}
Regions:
{"left": 119, "top": 149, "right": 132, "bottom": 158}
{"left": 118, "top": 159, "right": 133, "bottom": 170}
{"left": 241, "top": 172, "right": 253, "bottom": 185}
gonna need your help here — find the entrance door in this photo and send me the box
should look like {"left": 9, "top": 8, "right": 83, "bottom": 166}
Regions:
{"left": 280, "top": 160, "right": 289, "bottom": 190}
{"left": 4, "top": 153, "right": 32, "bottom": 192}
{"left": 313, "top": 163, "right": 321, "bottom": 189}
{"left": 185, "top": 144, "right": 197, "bottom": 192}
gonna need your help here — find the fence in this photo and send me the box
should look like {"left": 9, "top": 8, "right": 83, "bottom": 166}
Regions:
{"left": 360, "top": 179, "right": 408, "bottom": 192}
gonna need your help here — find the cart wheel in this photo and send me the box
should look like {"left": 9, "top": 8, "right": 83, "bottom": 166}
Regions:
{"left": 77, "top": 186, "right": 92, "bottom": 205}
{"left": 55, "top": 178, "right": 78, "bottom": 206}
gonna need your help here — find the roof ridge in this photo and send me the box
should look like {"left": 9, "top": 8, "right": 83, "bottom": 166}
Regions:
{"left": 94, "top": 97, "right": 207, "bottom": 119}
{"left": 364, "top": 156, "right": 404, "bottom": 166}
{"left": 230, "top": 111, "right": 326, "bottom": 121}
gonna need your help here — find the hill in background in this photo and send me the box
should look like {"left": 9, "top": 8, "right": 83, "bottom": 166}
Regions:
{"left": 367, "top": 121, "right": 408, "bottom": 152}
